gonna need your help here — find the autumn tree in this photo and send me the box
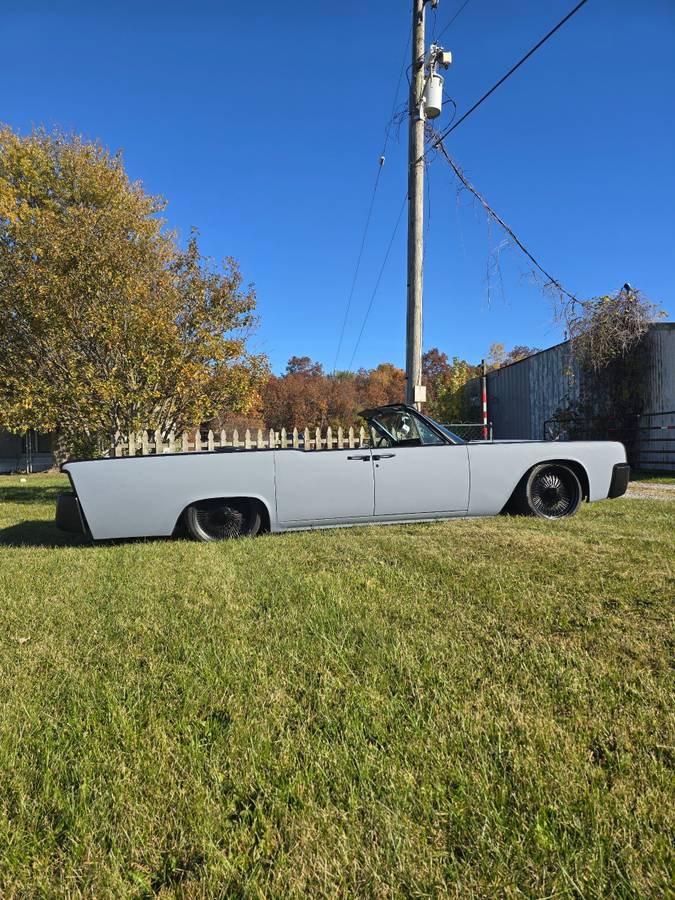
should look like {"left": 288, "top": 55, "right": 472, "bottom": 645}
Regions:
{"left": 0, "top": 126, "right": 266, "bottom": 459}
{"left": 356, "top": 363, "right": 405, "bottom": 410}
{"left": 422, "top": 348, "right": 452, "bottom": 418}
{"left": 434, "top": 357, "right": 480, "bottom": 422}
{"left": 261, "top": 360, "right": 405, "bottom": 430}
{"left": 505, "top": 345, "right": 539, "bottom": 364}
{"left": 487, "top": 342, "right": 506, "bottom": 369}
{"left": 285, "top": 356, "right": 324, "bottom": 377}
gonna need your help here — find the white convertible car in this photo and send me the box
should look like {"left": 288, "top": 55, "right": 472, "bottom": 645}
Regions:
{"left": 56, "top": 404, "right": 630, "bottom": 542}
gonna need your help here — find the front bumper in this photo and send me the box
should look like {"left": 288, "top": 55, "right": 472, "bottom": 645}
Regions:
{"left": 55, "top": 491, "right": 86, "bottom": 534}
{"left": 608, "top": 463, "right": 630, "bottom": 499}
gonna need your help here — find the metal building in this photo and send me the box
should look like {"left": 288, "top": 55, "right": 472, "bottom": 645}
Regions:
{"left": 464, "top": 323, "right": 674, "bottom": 471}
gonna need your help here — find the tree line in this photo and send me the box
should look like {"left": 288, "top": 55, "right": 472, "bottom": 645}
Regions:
{"left": 244, "top": 342, "right": 538, "bottom": 433}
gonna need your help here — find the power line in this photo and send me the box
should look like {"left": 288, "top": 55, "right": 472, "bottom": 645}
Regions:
{"left": 332, "top": 164, "right": 384, "bottom": 372}
{"left": 332, "top": 32, "right": 411, "bottom": 373}
{"left": 433, "top": 132, "right": 578, "bottom": 304}
{"left": 427, "top": 0, "right": 589, "bottom": 155}
{"left": 436, "top": 0, "right": 473, "bottom": 41}
{"left": 346, "top": 193, "right": 408, "bottom": 372}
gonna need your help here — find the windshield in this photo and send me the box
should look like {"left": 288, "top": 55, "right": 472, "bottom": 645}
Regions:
{"left": 426, "top": 417, "right": 466, "bottom": 445}
{"left": 367, "top": 409, "right": 466, "bottom": 447}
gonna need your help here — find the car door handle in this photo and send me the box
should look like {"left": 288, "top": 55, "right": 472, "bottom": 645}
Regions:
{"left": 372, "top": 454, "right": 396, "bottom": 460}
{"left": 347, "top": 455, "right": 370, "bottom": 461}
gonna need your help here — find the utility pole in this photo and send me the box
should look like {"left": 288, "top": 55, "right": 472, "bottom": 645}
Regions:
{"left": 406, "top": 0, "right": 426, "bottom": 409}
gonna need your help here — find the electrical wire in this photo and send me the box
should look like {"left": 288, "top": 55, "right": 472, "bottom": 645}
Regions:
{"left": 331, "top": 165, "right": 384, "bottom": 373}
{"left": 433, "top": 131, "right": 578, "bottom": 304}
{"left": 427, "top": 0, "right": 589, "bottom": 156}
{"left": 436, "top": 0, "right": 473, "bottom": 41}
{"left": 332, "top": 32, "right": 411, "bottom": 373}
{"left": 346, "top": 193, "right": 408, "bottom": 372}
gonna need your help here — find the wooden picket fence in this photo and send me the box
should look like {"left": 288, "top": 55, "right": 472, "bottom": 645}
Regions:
{"left": 112, "top": 425, "right": 370, "bottom": 457}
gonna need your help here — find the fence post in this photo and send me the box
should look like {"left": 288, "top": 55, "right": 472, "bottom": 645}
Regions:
{"left": 326, "top": 426, "right": 332, "bottom": 449}
{"left": 220, "top": 429, "right": 227, "bottom": 448}
{"left": 348, "top": 427, "right": 355, "bottom": 448}
{"left": 207, "top": 429, "right": 214, "bottom": 451}
{"left": 155, "top": 430, "right": 163, "bottom": 455}
{"left": 182, "top": 432, "right": 189, "bottom": 453}
{"left": 232, "top": 429, "right": 239, "bottom": 448}
{"left": 281, "top": 427, "right": 288, "bottom": 449}
{"left": 303, "top": 427, "right": 310, "bottom": 451}
{"left": 168, "top": 431, "right": 175, "bottom": 454}
{"left": 194, "top": 429, "right": 201, "bottom": 453}
{"left": 359, "top": 426, "right": 366, "bottom": 447}
{"left": 141, "top": 431, "right": 149, "bottom": 456}
{"left": 293, "top": 428, "right": 299, "bottom": 448}
{"left": 129, "top": 432, "right": 136, "bottom": 457}
{"left": 337, "top": 426, "right": 344, "bottom": 449}
{"left": 245, "top": 429, "right": 251, "bottom": 450}
{"left": 315, "top": 427, "right": 322, "bottom": 450}
{"left": 269, "top": 428, "right": 276, "bottom": 449}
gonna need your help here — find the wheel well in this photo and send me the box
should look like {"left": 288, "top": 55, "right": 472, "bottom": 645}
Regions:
{"left": 173, "top": 496, "right": 271, "bottom": 535}
{"left": 501, "top": 459, "right": 590, "bottom": 513}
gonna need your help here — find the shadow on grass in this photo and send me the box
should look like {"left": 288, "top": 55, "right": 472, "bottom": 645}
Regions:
{"left": 0, "top": 485, "right": 65, "bottom": 504}
{"left": 0, "top": 520, "right": 88, "bottom": 548}
{"left": 0, "top": 520, "right": 185, "bottom": 548}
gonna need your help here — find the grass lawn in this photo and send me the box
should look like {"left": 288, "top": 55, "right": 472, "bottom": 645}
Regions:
{"left": 0, "top": 475, "right": 673, "bottom": 897}
{"left": 630, "top": 469, "right": 675, "bottom": 485}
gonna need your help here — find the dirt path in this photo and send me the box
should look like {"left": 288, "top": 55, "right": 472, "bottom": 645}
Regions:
{"left": 625, "top": 482, "right": 675, "bottom": 501}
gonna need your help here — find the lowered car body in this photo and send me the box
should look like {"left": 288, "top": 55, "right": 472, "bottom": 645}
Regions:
{"left": 56, "top": 404, "right": 630, "bottom": 542}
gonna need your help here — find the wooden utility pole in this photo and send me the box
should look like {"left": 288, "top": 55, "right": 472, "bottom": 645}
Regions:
{"left": 406, "top": 0, "right": 426, "bottom": 409}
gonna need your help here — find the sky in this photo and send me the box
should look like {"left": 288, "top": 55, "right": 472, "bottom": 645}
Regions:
{"left": 4, "top": 0, "right": 674, "bottom": 374}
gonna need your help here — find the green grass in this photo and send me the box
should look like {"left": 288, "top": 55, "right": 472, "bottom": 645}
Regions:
{"left": 631, "top": 469, "right": 675, "bottom": 485}
{"left": 0, "top": 475, "right": 673, "bottom": 897}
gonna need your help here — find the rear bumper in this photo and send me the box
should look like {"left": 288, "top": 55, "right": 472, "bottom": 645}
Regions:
{"left": 55, "top": 491, "right": 87, "bottom": 534}
{"left": 608, "top": 463, "right": 630, "bottom": 499}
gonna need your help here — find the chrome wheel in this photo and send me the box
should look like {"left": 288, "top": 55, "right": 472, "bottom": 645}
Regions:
{"left": 523, "top": 464, "right": 582, "bottom": 519}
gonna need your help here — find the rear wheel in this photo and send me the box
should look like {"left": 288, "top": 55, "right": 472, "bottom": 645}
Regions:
{"left": 185, "top": 499, "right": 261, "bottom": 542}
{"left": 518, "top": 464, "right": 582, "bottom": 519}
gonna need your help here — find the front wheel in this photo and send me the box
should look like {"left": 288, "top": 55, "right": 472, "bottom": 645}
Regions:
{"left": 518, "top": 464, "right": 582, "bottom": 519}
{"left": 184, "top": 499, "right": 261, "bottom": 542}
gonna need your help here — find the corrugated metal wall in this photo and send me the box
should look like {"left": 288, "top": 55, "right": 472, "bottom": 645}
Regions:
{"left": 482, "top": 341, "right": 581, "bottom": 440}
{"left": 643, "top": 325, "right": 675, "bottom": 413}
{"left": 636, "top": 324, "right": 675, "bottom": 469}
{"left": 464, "top": 325, "right": 674, "bottom": 468}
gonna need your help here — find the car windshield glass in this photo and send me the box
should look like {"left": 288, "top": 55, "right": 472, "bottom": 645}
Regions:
{"left": 427, "top": 417, "right": 466, "bottom": 444}
{"left": 372, "top": 411, "right": 420, "bottom": 446}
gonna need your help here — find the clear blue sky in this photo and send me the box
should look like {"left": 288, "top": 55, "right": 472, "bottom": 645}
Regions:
{"left": 5, "top": 0, "right": 674, "bottom": 374}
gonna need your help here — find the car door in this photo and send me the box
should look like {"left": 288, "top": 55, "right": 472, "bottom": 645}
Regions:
{"left": 274, "top": 448, "right": 375, "bottom": 525}
{"left": 370, "top": 410, "right": 469, "bottom": 517}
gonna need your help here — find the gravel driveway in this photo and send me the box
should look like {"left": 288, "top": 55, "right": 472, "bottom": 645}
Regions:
{"left": 625, "top": 482, "right": 675, "bottom": 501}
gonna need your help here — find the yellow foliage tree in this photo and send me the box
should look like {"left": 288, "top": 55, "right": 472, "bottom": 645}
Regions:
{"left": 0, "top": 126, "right": 267, "bottom": 459}
{"left": 435, "top": 357, "right": 478, "bottom": 421}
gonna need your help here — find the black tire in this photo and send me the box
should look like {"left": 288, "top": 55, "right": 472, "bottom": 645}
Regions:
{"left": 184, "top": 499, "right": 261, "bottom": 542}
{"left": 518, "top": 463, "right": 582, "bottom": 519}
